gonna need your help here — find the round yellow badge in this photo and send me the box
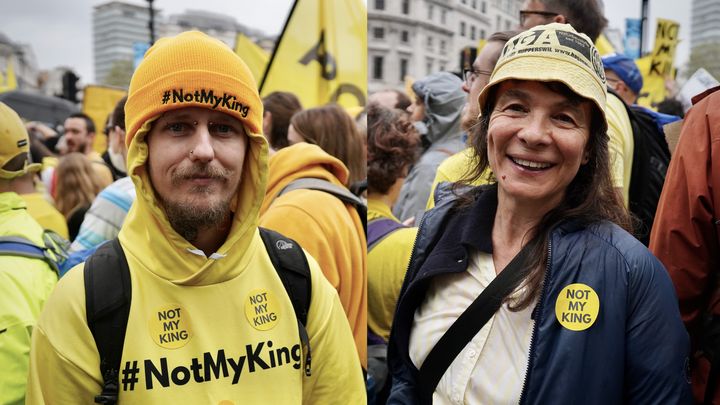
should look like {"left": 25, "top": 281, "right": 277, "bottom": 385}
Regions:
{"left": 554, "top": 283, "right": 600, "bottom": 331}
{"left": 244, "top": 289, "right": 280, "bottom": 331}
{"left": 148, "top": 304, "right": 192, "bottom": 349}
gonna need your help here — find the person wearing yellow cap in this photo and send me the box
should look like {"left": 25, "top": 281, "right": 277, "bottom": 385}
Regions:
{"left": 26, "top": 31, "right": 364, "bottom": 404}
{"left": 387, "top": 24, "right": 690, "bottom": 404}
{"left": 0, "top": 101, "right": 59, "bottom": 404}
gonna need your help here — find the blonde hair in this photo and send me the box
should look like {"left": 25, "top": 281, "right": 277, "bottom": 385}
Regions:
{"left": 54, "top": 153, "right": 105, "bottom": 218}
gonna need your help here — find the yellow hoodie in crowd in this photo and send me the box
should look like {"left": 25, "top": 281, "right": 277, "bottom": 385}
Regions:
{"left": 26, "top": 31, "right": 364, "bottom": 404}
{"left": 260, "top": 142, "right": 367, "bottom": 370}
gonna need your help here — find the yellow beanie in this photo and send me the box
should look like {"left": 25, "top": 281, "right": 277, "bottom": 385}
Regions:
{"left": 125, "top": 31, "right": 263, "bottom": 147}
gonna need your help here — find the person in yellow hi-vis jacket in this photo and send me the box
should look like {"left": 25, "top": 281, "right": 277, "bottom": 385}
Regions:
{"left": 26, "top": 31, "right": 364, "bottom": 404}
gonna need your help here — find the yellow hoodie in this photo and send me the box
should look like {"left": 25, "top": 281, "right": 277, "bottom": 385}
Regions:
{"left": 260, "top": 143, "right": 367, "bottom": 369}
{"left": 27, "top": 121, "right": 365, "bottom": 402}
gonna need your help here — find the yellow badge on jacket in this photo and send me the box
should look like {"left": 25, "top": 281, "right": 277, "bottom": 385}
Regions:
{"left": 148, "top": 304, "right": 193, "bottom": 349}
{"left": 245, "top": 289, "right": 280, "bottom": 331}
{"left": 555, "top": 283, "right": 600, "bottom": 331}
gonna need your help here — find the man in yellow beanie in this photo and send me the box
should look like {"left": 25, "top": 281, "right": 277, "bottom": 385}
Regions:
{"left": 27, "top": 31, "right": 364, "bottom": 404}
{"left": 0, "top": 101, "right": 59, "bottom": 404}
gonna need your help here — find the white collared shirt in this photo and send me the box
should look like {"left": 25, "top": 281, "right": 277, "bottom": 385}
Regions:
{"left": 409, "top": 251, "right": 535, "bottom": 404}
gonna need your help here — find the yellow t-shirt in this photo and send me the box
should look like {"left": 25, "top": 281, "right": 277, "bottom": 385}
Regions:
{"left": 367, "top": 198, "right": 417, "bottom": 341}
{"left": 605, "top": 93, "right": 634, "bottom": 207}
{"left": 426, "top": 148, "right": 491, "bottom": 210}
{"left": 20, "top": 192, "right": 69, "bottom": 239}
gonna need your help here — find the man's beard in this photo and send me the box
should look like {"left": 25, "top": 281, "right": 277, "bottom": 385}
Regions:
{"left": 155, "top": 163, "right": 235, "bottom": 242}
{"left": 161, "top": 197, "right": 231, "bottom": 242}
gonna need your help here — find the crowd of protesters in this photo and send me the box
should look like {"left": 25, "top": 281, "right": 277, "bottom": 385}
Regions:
{"left": 1, "top": 1, "right": 719, "bottom": 403}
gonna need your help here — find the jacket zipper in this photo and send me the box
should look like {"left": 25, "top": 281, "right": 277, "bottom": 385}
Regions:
{"left": 518, "top": 239, "right": 553, "bottom": 405}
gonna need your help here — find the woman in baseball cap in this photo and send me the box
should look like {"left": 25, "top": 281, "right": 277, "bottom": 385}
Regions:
{"left": 387, "top": 23, "right": 690, "bottom": 404}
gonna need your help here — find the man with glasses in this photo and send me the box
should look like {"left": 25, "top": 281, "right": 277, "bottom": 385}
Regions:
{"left": 426, "top": 31, "right": 519, "bottom": 210}
{"left": 519, "top": 0, "right": 635, "bottom": 207}
{"left": 518, "top": 0, "right": 606, "bottom": 42}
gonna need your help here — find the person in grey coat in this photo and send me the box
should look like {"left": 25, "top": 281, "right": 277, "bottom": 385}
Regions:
{"left": 392, "top": 72, "right": 466, "bottom": 224}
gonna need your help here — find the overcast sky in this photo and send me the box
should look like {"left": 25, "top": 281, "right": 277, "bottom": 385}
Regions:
{"left": 0, "top": 0, "right": 295, "bottom": 83}
{"left": 602, "top": 0, "right": 691, "bottom": 75}
{"left": 0, "top": 0, "right": 692, "bottom": 85}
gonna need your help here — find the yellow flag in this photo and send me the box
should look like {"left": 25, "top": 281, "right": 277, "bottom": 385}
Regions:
{"left": 0, "top": 59, "right": 18, "bottom": 93}
{"left": 595, "top": 34, "right": 615, "bottom": 56}
{"left": 259, "top": 0, "right": 367, "bottom": 108}
{"left": 234, "top": 33, "right": 269, "bottom": 84}
{"left": 477, "top": 39, "right": 487, "bottom": 52}
{"left": 636, "top": 19, "right": 680, "bottom": 109}
{"left": 82, "top": 85, "right": 127, "bottom": 154}
{"left": 404, "top": 75, "right": 415, "bottom": 104}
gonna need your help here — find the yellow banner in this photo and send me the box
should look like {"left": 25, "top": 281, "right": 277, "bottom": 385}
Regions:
{"left": 637, "top": 19, "right": 680, "bottom": 108}
{"left": 0, "top": 59, "right": 18, "bottom": 93}
{"left": 259, "top": 0, "right": 367, "bottom": 108}
{"left": 234, "top": 33, "right": 269, "bottom": 84}
{"left": 82, "top": 85, "right": 127, "bottom": 154}
{"left": 595, "top": 34, "right": 615, "bottom": 56}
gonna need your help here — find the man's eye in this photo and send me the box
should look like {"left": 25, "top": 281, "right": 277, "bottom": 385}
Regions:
{"left": 165, "top": 123, "right": 190, "bottom": 133}
{"left": 210, "top": 123, "right": 239, "bottom": 136}
{"left": 213, "top": 124, "right": 232, "bottom": 133}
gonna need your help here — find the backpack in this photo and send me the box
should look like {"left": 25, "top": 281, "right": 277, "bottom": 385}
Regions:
{"left": 0, "top": 230, "right": 69, "bottom": 274}
{"left": 607, "top": 90, "right": 672, "bottom": 245}
{"left": 85, "top": 228, "right": 312, "bottom": 405}
{"left": 623, "top": 101, "right": 672, "bottom": 245}
{"left": 366, "top": 217, "right": 407, "bottom": 405}
{"left": 277, "top": 178, "right": 367, "bottom": 234}
{"left": 367, "top": 218, "right": 407, "bottom": 252}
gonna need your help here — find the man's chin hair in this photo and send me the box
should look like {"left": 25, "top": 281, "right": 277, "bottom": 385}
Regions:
{"left": 161, "top": 199, "right": 232, "bottom": 242}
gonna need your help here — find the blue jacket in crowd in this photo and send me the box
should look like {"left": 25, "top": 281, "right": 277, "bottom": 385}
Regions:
{"left": 387, "top": 185, "right": 692, "bottom": 404}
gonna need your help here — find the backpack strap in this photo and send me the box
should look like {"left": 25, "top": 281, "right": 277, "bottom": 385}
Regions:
{"left": 278, "top": 178, "right": 367, "bottom": 234}
{"left": 84, "top": 239, "right": 130, "bottom": 405}
{"left": 367, "top": 218, "right": 407, "bottom": 252}
{"left": 258, "top": 227, "right": 313, "bottom": 376}
{"left": 0, "top": 234, "right": 62, "bottom": 274}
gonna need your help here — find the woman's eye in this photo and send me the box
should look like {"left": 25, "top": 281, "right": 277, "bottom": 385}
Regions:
{"left": 505, "top": 103, "right": 526, "bottom": 113}
{"left": 554, "top": 114, "right": 576, "bottom": 124}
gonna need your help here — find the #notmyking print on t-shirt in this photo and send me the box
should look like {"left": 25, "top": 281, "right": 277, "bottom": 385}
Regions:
{"left": 118, "top": 278, "right": 305, "bottom": 399}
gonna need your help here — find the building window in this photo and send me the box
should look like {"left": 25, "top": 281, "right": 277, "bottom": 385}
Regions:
{"left": 402, "top": 0, "right": 410, "bottom": 14}
{"left": 441, "top": 9, "right": 447, "bottom": 24}
{"left": 440, "top": 40, "right": 446, "bottom": 54}
{"left": 373, "top": 27, "right": 385, "bottom": 39}
{"left": 428, "top": 5, "right": 433, "bottom": 20}
{"left": 375, "top": 0, "right": 384, "bottom": 10}
{"left": 373, "top": 56, "right": 384, "bottom": 79}
{"left": 440, "top": 63, "right": 446, "bottom": 71}
{"left": 471, "top": 26, "right": 476, "bottom": 40}
{"left": 427, "top": 36, "right": 434, "bottom": 48}
{"left": 472, "top": 0, "right": 477, "bottom": 8}
{"left": 496, "top": 15, "right": 501, "bottom": 31}
{"left": 426, "top": 59, "right": 433, "bottom": 75}
{"left": 505, "top": 20, "right": 511, "bottom": 30}
{"left": 400, "top": 58, "right": 408, "bottom": 82}
{"left": 460, "top": 21, "right": 466, "bottom": 37}
{"left": 481, "top": 29, "right": 486, "bottom": 40}
{"left": 482, "top": 1, "right": 486, "bottom": 13}
{"left": 462, "top": 0, "right": 467, "bottom": 3}
{"left": 401, "top": 30, "right": 409, "bottom": 43}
